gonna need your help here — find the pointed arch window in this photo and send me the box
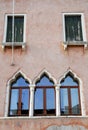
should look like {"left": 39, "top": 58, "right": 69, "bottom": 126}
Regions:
{"left": 60, "top": 74, "right": 81, "bottom": 115}
{"left": 34, "top": 74, "right": 56, "bottom": 116}
{"left": 9, "top": 76, "right": 30, "bottom": 116}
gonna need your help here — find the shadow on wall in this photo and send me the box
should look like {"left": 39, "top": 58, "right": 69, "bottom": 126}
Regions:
{"left": 46, "top": 125, "right": 86, "bottom": 130}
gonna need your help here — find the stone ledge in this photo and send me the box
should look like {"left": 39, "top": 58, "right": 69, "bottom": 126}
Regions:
{"left": 63, "top": 41, "right": 88, "bottom": 50}
{"left": 1, "top": 42, "right": 26, "bottom": 50}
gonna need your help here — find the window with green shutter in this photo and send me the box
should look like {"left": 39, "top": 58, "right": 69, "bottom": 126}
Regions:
{"left": 6, "top": 16, "right": 24, "bottom": 42}
{"left": 65, "top": 15, "right": 83, "bottom": 41}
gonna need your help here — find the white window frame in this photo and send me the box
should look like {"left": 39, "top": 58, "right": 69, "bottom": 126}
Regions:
{"left": 3, "top": 14, "right": 26, "bottom": 49}
{"left": 62, "top": 13, "right": 87, "bottom": 49}
{"left": 63, "top": 13, "right": 86, "bottom": 42}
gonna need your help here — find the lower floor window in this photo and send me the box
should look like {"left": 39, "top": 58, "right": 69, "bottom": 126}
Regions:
{"left": 9, "top": 76, "right": 30, "bottom": 116}
{"left": 60, "top": 75, "right": 81, "bottom": 115}
{"left": 60, "top": 87, "right": 81, "bottom": 115}
{"left": 7, "top": 71, "right": 82, "bottom": 117}
{"left": 34, "top": 75, "right": 56, "bottom": 116}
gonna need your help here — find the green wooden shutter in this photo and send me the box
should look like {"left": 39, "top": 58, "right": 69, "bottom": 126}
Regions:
{"left": 14, "top": 16, "right": 24, "bottom": 42}
{"left": 6, "top": 16, "right": 24, "bottom": 42}
{"left": 65, "top": 15, "right": 83, "bottom": 41}
{"left": 6, "top": 16, "right": 12, "bottom": 42}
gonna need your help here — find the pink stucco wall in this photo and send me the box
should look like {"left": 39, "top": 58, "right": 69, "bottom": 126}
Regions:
{"left": 0, "top": 0, "right": 88, "bottom": 129}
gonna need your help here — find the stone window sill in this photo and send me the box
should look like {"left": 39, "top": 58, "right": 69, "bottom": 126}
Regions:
{"left": 2, "top": 42, "right": 26, "bottom": 50}
{"left": 63, "top": 41, "right": 88, "bottom": 50}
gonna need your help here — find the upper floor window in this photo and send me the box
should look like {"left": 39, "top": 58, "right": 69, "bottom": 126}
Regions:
{"left": 63, "top": 13, "right": 87, "bottom": 49}
{"left": 34, "top": 74, "right": 56, "bottom": 116}
{"left": 60, "top": 74, "right": 81, "bottom": 116}
{"left": 3, "top": 14, "right": 26, "bottom": 48}
{"left": 6, "top": 16, "right": 24, "bottom": 42}
{"left": 65, "top": 15, "right": 83, "bottom": 41}
{"left": 9, "top": 76, "right": 30, "bottom": 116}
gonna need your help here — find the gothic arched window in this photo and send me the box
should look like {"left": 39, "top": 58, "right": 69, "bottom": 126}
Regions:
{"left": 60, "top": 74, "right": 81, "bottom": 115}
{"left": 9, "top": 76, "right": 30, "bottom": 116}
{"left": 34, "top": 74, "right": 56, "bottom": 116}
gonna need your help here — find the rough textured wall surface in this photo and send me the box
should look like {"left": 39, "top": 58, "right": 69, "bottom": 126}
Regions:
{"left": 0, "top": 117, "right": 88, "bottom": 130}
{"left": 47, "top": 125, "right": 86, "bottom": 130}
{"left": 0, "top": 0, "right": 88, "bottom": 129}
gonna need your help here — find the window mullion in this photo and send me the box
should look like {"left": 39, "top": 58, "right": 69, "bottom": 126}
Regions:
{"left": 43, "top": 88, "right": 46, "bottom": 115}
{"left": 68, "top": 88, "right": 72, "bottom": 115}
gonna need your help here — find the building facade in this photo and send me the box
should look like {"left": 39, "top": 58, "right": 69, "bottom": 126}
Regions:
{"left": 0, "top": 0, "right": 88, "bottom": 129}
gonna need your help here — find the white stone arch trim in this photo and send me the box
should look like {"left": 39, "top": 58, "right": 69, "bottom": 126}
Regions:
{"left": 58, "top": 69, "right": 80, "bottom": 85}
{"left": 5, "top": 70, "right": 32, "bottom": 117}
{"left": 33, "top": 69, "right": 57, "bottom": 85}
{"left": 57, "top": 68, "right": 86, "bottom": 116}
{"left": 7, "top": 70, "right": 32, "bottom": 86}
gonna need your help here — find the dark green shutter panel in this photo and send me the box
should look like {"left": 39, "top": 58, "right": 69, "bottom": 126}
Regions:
{"left": 6, "top": 16, "right": 24, "bottom": 42}
{"left": 14, "top": 16, "right": 24, "bottom": 42}
{"left": 6, "top": 16, "right": 12, "bottom": 42}
{"left": 65, "top": 15, "right": 83, "bottom": 41}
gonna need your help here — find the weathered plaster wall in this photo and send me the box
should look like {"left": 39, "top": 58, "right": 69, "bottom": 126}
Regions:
{"left": 0, "top": 0, "right": 88, "bottom": 129}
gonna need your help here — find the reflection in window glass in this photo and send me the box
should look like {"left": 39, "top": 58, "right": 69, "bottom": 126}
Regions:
{"left": 10, "top": 89, "right": 18, "bottom": 115}
{"left": 60, "top": 88, "right": 69, "bottom": 115}
{"left": 34, "top": 89, "right": 43, "bottom": 110}
{"left": 61, "top": 75, "right": 78, "bottom": 86}
{"left": 71, "top": 88, "right": 80, "bottom": 114}
{"left": 12, "top": 77, "right": 29, "bottom": 87}
{"left": 36, "top": 76, "right": 54, "bottom": 86}
{"left": 22, "top": 89, "right": 29, "bottom": 110}
{"left": 46, "top": 88, "right": 55, "bottom": 109}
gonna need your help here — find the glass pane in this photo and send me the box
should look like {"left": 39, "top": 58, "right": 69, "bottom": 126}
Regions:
{"left": 12, "top": 76, "right": 29, "bottom": 87}
{"left": 46, "top": 88, "right": 55, "bottom": 114}
{"left": 71, "top": 88, "right": 81, "bottom": 114}
{"left": 46, "top": 88, "right": 55, "bottom": 109}
{"left": 65, "top": 15, "right": 83, "bottom": 41}
{"left": 22, "top": 89, "right": 29, "bottom": 110}
{"left": 36, "top": 75, "right": 54, "bottom": 86}
{"left": 21, "top": 89, "right": 29, "bottom": 115}
{"left": 61, "top": 75, "right": 78, "bottom": 86}
{"left": 10, "top": 89, "right": 19, "bottom": 115}
{"left": 34, "top": 89, "right": 43, "bottom": 110}
{"left": 60, "top": 88, "right": 69, "bottom": 115}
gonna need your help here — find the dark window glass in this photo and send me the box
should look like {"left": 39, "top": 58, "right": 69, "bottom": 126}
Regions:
{"left": 60, "top": 75, "right": 81, "bottom": 115}
{"left": 6, "top": 16, "right": 24, "bottom": 42}
{"left": 65, "top": 15, "right": 83, "bottom": 41}
{"left": 9, "top": 76, "right": 30, "bottom": 116}
{"left": 34, "top": 75, "right": 55, "bottom": 116}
